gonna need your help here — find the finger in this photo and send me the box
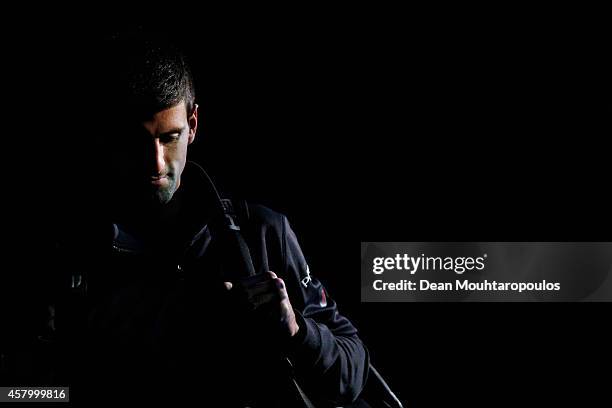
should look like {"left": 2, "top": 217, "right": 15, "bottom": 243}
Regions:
{"left": 267, "top": 271, "right": 277, "bottom": 279}
{"left": 247, "top": 279, "right": 288, "bottom": 309}
{"left": 223, "top": 281, "right": 233, "bottom": 291}
{"left": 274, "top": 278, "right": 289, "bottom": 301}
{"left": 249, "top": 291, "right": 280, "bottom": 309}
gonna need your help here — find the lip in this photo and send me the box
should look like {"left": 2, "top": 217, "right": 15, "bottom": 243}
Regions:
{"left": 150, "top": 176, "right": 168, "bottom": 186}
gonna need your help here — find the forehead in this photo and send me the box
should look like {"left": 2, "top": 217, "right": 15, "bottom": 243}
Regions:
{"left": 142, "top": 101, "right": 188, "bottom": 133}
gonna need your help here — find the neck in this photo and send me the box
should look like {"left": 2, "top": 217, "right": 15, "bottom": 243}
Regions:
{"left": 113, "top": 189, "right": 183, "bottom": 238}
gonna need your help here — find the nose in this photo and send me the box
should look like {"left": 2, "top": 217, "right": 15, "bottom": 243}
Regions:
{"left": 151, "top": 139, "right": 166, "bottom": 176}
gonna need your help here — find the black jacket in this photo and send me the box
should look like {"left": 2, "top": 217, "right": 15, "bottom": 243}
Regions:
{"left": 51, "top": 162, "right": 368, "bottom": 407}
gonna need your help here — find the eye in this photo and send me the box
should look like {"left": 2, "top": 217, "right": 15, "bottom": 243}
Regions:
{"left": 160, "top": 133, "right": 181, "bottom": 144}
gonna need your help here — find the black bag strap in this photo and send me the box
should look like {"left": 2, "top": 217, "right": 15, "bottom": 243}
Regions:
{"left": 364, "top": 365, "right": 403, "bottom": 408}
{"left": 215, "top": 197, "right": 257, "bottom": 281}
{"left": 220, "top": 198, "right": 250, "bottom": 223}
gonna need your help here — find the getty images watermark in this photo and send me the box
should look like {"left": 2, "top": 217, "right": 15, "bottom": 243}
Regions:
{"left": 358, "top": 242, "right": 612, "bottom": 302}
{"left": 370, "top": 252, "right": 560, "bottom": 292}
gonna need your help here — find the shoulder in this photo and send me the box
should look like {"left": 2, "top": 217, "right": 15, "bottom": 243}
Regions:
{"left": 223, "top": 201, "right": 298, "bottom": 276}
{"left": 233, "top": 202, "right": 292, "bottom": 250}
{"left": 245, "top": 203, "right": 288, "bottom": 229}
{"left": 221, "top": 198, "right": 292, "bottom": 244}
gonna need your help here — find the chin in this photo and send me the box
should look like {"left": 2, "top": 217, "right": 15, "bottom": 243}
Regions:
{"left": 154, "top": 186, "right": 177, "bottom": 205}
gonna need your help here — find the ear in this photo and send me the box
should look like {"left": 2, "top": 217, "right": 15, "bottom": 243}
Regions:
{"left": 187, "top": 103, "right": 198, "bottom": 145}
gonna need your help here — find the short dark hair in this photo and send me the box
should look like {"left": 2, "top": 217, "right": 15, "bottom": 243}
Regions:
{"left": 100, "top": 30, "right": 195, "bottom": 119}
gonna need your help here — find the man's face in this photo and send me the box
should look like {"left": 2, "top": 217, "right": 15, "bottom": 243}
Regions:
{"left": 109, "top": 101, "right": 198, "bottom": 206}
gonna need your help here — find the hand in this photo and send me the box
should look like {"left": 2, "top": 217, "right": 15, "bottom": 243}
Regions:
{"left": 224, "top": 272, "right": 300, "bottom": 338}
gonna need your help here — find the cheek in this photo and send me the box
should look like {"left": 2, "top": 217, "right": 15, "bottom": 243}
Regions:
{"left": 167, "top": 142, "right": 189, "bottom": 171}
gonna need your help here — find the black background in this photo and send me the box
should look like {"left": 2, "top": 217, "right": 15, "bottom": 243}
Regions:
{"left": 9, "top": 5, "right": 612, "bottom": 406}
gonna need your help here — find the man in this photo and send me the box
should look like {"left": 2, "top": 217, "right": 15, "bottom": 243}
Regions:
{"left": 51, "top": 31, "right": 368, "bottom": 407}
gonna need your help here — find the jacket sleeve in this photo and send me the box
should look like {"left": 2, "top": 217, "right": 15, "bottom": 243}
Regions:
{"left": 280, "top": 215, "right": 369, "bottom": 406}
